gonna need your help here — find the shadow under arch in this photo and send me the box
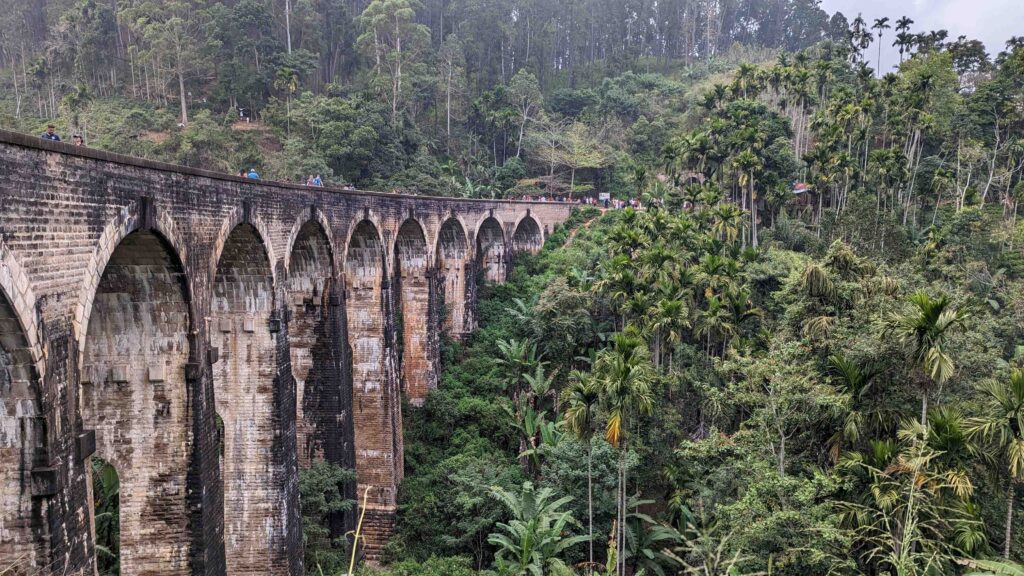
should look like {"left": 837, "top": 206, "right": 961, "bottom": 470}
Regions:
{"left": 392, "top": 218, "right": 435, "bottom": 405}
{"left": 0, "top": 242, "right": 48, "bottom": 572}
{"left": 435, "top": 217, "right": 471, "bottom": 337}
{"left": 209, "top": 221, "right": 287, "bottom": 573}
{"left": 80, "top": 228, "right": 194, "bottom": 573}
{"left": 475, "top": 216, "right": 507, "bottom": 284}
{"left": 511, "top": 213, "right": 544, "bottom": 255}
{"left": 343, "top": 219, "right": 403, "bottom": 518}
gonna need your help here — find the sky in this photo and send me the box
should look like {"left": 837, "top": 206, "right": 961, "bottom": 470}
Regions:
{"left": 818, "top": 0, "right": 1023, "bottom": 74}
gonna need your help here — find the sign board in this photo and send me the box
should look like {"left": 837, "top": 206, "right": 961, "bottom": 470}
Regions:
{"left": 598, "top": 192, "right": 611, "bottom": 201}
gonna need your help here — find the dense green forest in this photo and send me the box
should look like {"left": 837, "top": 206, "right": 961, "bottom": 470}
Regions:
{"left": 5, "top": 1, "right": 1024, "bottom": 575}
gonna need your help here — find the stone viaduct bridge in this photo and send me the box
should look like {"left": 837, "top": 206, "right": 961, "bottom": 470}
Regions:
{"left": 0, "top": 130, "right": 573, "bottom": 575}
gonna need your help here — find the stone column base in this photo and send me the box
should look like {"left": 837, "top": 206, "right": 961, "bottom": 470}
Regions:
{"left": 359, "top": 506, "right": 396, "bottom": 562}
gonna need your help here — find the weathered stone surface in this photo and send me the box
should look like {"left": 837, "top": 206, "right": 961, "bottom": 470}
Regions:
{"left": 394, "top": 219, "right": 435, "bottom": 406}
{"left": 0, "top": 129, "right": 569, "bottom": 574}
{"left": 81, "top": 230, "right": 192, "bottom": 574}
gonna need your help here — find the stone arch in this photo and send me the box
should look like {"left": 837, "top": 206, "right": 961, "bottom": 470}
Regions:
{"left": 284, "top": 208, "right": 338, "bottom": 277}
{"left": 208, "top": 205, "right": 277, "bottom": 288}
{"left": 286, "top": 218, "right": 347, "bottom": 470}
{"left": 344, "top": 219, "right": 402, "bottom": 522}
{"left": 436, "top": 217, "right": 470, "bottom": 338}
{"left": 512, "top": 213, "right": 544, "bottom": 255}
{"left": 0, "top": 243, "right": 47, "bottom": 572}
{"left": 74, "top": 200, "right": 192, "bottom": 368}
{"left": 210, "top": 222, "right": 285, "bottom": 574}
{"left": 79, "top": 228, "right": 193, "bottom": 573}
{"left": 475, "top": 216, "right": 507, "bottom": 284}
{"left": 340, "top": 212, "right": 386, "bottom": 272}
{"left": 392, "top": 219, "right": 435, "bottom": 406}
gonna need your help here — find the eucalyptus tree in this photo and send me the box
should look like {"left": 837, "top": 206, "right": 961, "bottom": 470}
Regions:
{"left": 356, "top": 0, "right": 431, "bottom": 121}
{"left": 121, "top": 0, "right": 212, "bottom": 126}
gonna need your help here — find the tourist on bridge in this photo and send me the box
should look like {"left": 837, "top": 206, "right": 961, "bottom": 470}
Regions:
{"left": 72, "top": 134, "right": 84, "bottom": 146}
{"left": 246, "top": 168, "right": 260, "bottom": 180}
{"left": 313, "top": 174, "right": 323, "bottom": 187}
{"left": 40, "top": 125, "right": 61, "bottom": 141}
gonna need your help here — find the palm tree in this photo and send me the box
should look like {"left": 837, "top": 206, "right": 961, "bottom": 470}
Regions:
{"left": 885, "top": 292, "right": 970, "bottom": 429}
{"left": 896, "top": 16, "right": 914, "bottom": 34}
{"left": 893, "top": 32, "right": 913, "bottom": 63}
{"left": 488, "top": 481, "right": 590, "bottom": 575}
{"left": 836, "top": 425, "right": 981, "bottom": 575}
{"left": 709, "top": 204, "right": 744, "bottom": 245}
{"left": 645, "top": 297, "right": 690, "bottom": 370}
{"left": 731, "top": 149, "right": 762, "bottom": 247}
{"left": 734, "top": 63, "right": 758, "bottom": 99}
{"left": 594, "top": 331, "right": 656, "bottom": 576}
{"left": 563, "top": 371, "right": 602, "bottom": 570}
{"left": 850, "top": 14, "right": 874, "bottom": 62}
{"left": 895, "top": 17, "right": 915, "bottom": 61}
{"left": 872, "top": 17, "right": 891, "bottom": 75}
{"left": 966, "top": 369, "right": 1024, "bottom": 559}
{"left": 695, "top": 296, "right": 736, "bottom": 356}
{"left": 828, "top": 354, "right": 885, "bottom": 461}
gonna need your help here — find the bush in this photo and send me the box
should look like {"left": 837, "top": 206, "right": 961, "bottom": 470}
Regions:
{"left": 361, "top": 556, "right": 482, "bottom": 576}
{"left": 301, "top": 462, "right": 356, "bottom": 575}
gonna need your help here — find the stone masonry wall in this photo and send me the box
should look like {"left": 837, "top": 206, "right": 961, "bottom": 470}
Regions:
{"left": 437, "top": 219, "right": 470, "bottom": 338}
{"left": 210, "top": 224, "right": 288, "bottom": 574}
{"left": 477, "top": 217, "right": 508, "bottom": 284}
{"left": 80, "top": 230, "right": 192, "bottom": 574}
{"left": 394, "top": 220, "right": 435, "bottom": 406}
{"left": 0, "top": 290, "right": 47, "bottom": 572}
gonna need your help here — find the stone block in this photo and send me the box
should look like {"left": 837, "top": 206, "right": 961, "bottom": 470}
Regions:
{"left": 31, "top": 467, "right": 59, "bottom": 497}
{"left": 110, "top": 365, "right": 129, "bottom": 383}
{"left": 148, "top": 365, "right": 166, "bottom": 382}
{"left": 77, "top": 430, "right": 96, "bottom": 461}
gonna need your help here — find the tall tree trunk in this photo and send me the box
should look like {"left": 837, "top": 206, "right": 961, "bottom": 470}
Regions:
{"left": 617, "top": 447, "right": 625, "bottom": 576}
{"left": 920, "top": 388, "right": 928, "bottom": 430}
{"left": 446, "top": 65, "right": 452, "bottom": 151}
{"left": 1006, "top": 479, "right": 1016, "bottom": 559}
{"left": 177, "top": 66, "right": 188, "bottom": 126}
{"left": 750, "top": 178, "right": 758, "bottom": 248}
{"left": 516, "top": 112, "right": 526, "bottom": 158}
{"left": 587, "top": 439, "right": 594, "bottom": 570}
{"left": 285, "top": 0, "right": 293, "bottom": 53}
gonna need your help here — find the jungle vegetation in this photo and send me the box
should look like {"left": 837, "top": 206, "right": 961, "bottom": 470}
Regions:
{"left": 3, "top": 1, "right": 1024, "bottom": 575}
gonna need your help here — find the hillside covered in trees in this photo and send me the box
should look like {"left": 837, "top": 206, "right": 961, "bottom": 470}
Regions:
{"left": 5, "top": 1, "right": 1024, "bottom": 575}
{"left": 1, "top": 0, "right": 894, "bottom": 193}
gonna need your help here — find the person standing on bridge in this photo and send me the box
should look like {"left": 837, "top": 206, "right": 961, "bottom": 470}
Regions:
{"left": 246, "top": 168, "right": 260, "bottom": 180}
{"left": 313, "top": 174, "right": 323, "bottom": 187}
{"left": 40, "top": 125, "right": 61, "bottom": 141}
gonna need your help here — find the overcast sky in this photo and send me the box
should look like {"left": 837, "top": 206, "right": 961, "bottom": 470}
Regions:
{"left": 818, "top": 0, "right": 1023, "bottom": 74}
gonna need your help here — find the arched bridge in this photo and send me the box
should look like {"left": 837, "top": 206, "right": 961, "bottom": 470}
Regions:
{"left": 0, "top": 130, "right": 573, "bottom": 575}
